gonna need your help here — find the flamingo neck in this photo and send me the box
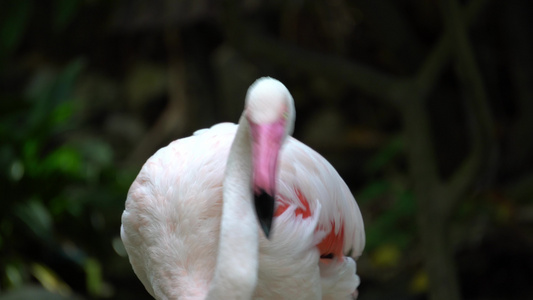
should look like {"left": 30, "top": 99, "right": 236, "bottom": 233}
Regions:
{"left": 206, "top": 116, "right": 258, "bottom": 300}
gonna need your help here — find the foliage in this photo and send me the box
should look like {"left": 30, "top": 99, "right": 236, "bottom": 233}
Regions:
{"left": 0, "top": 57, "right": 135, "bottom": 299}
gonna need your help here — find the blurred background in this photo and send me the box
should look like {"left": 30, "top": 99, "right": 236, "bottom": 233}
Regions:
{"left": 1, "top": 0, "right": 532, "bottom": 299}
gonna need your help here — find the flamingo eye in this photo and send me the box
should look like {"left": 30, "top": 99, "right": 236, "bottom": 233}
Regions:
{"left": 320, "top": 253, "right": 334, "bottom": 259}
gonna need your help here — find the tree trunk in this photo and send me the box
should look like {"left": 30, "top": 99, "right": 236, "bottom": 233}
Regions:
{"left": 403, "top": 101, "right": 462, "bottom": 300}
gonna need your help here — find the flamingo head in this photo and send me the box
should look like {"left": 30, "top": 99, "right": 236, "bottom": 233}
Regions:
{"left": 245, "top": 77, "right": 295, "bottom": 239}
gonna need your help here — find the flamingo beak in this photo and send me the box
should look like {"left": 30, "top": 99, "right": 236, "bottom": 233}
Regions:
{"left": 249, "top": 119, "right": 285, "bottom": 239}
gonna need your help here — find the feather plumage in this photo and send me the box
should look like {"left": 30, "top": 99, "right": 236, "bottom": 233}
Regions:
{"left": 121, "top": 78, "right": 365, "bottom": 300}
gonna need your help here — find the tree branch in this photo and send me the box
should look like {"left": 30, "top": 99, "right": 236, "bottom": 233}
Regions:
{"left": 440, "top": 0, "right": 496, "bottom": 211}
{"left": 239, "top": 33, "right": 405, "bottom": 104}
{"left": 399, "top": 1, "right": 491, "bottom": 300}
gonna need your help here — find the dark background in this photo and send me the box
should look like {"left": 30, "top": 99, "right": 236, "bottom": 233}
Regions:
{"left": 1, "top": 0, "right": 532, "bottom": 299}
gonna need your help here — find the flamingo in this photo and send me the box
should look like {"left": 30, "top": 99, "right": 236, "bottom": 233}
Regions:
{"left": 121, "top": 77, "right": 365, "bottom": 299}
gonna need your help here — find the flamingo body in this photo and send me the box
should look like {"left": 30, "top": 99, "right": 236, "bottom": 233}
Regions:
{"left": 121, "top": 78, "right": 365, "bottom": 300}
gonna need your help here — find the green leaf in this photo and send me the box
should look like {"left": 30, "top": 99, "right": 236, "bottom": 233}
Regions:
{"left": 14, "top": 199, "right": 53, "bottom": 240}
{"left": 79, "top": 139, "right": 113, "bottom": 167}
{"left": 364, "top": 135, "right": 404, "bottom": 174}
{"left": 9, "top": 160, "right": 25, "bottom": 181}
{"left": 53, "top": 0, "right": 81, "bottom": 32}
{"left": 50, "top": 102, "right": 74, "bottom": 127}
{"left": 5, "top": 263, "right": 24, "bottom": 288}
{"left": 48, "top": 59, "right": 85, "bottom": 109}
{"left": 25, "top": 59, "right": 85, "bottom": 131}
{"left": 59, "top": 187, "right": 88, "bottom": 217}
{"left": 365, "top": 190, "right": 416, "bottom": 250}
{"left": 22, "top": 139, "right": 41, "bottom": 176}
{"left": 77, "top": 138, "right": 114, "bottom": 183}
{"left": 42, "top": 146, "right": 82, "bottom": 176}
{"left": 31, "top": 263, "right": 72, "bottom": 296}
{"left": 0, "top": 0, "right": 33, "bottom": 60}
{"left": 84, "top": 257, "right": 102, "bottom": 297}
{"left": 357, "top": 180, "right": 390, "bottom": 204}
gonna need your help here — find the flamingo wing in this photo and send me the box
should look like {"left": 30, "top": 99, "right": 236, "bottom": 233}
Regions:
{"left": 254, "top": 136, "right": 365, "bottom": 299}
{"left": 121, "top": 123, "right": 236, "bottom": 299}
{"left": 279, "top": 136, "right": 365, "bottom": 258}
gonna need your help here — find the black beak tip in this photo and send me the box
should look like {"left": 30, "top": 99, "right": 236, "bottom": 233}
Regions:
{"left": 254, "top": 189, "right": 275, "bottom": 239}
{"left": 259, "top": 220, "right": 272, "bottom": 239}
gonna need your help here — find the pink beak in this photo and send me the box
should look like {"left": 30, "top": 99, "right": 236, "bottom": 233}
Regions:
{"left": 249, "top": 118, "right": 285, "bottom": 238}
